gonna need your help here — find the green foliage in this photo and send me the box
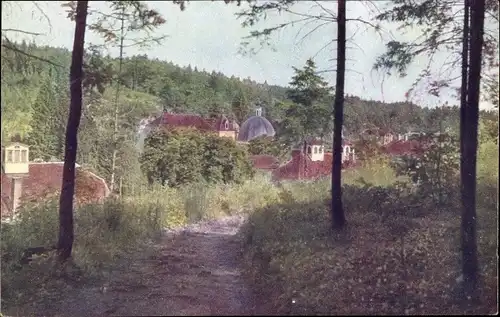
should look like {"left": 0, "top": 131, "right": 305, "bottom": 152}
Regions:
{"left": 141, "top": 128, "right": 254, "bottom": 187}
{"left": 231, "top": 87, "right": 250, "bottom": 123}
{"left": 477, "top": 133, "right": 499, "bottom": 210}
{"left": 392, "top": 133, "right": 460, "bottom": 205}
{"left": 0, "top": 197, "right": 163, "bottom": 307}
{"left": 242, "top": 170, "right": 497, "bottom": 315}
{"left": 374, "top": 0, "right": 498, "bottom": 98}
{"left": 3, "top": 42, "right": 495, "bottom": 152}
{"left": 247, "top": 135, "right": 286, "bottom": 158}
{"left": 278, "top": 59, "right": 332, "bottom": 147}
{"left": 479, "top": 116, "right": 499, "bottom": 144}
{"left": 26, "top": 71, "right": 68, "bottom": 160}
{"left": 1, "top": 176, "right": 280, "bottom": 310}
{"left": 353, "top": 138, "right": 385, "bottom": 162}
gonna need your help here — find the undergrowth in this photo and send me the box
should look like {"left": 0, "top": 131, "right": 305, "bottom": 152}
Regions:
{"left": 0, "top": 174, "right": 280, "bottom": 310}
{"left": 241, "top": 146, "right": 498, "bottom": 315}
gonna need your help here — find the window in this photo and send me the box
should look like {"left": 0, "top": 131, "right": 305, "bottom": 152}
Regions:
{"left": 13, "top": 149, "right": 20, "bottom": 163}
{"left": 319, "top": 146, "right": 323, "bottom": 153}
{"left": 224, "top": 121, "right": 229, "bottom": 130}
{"left": 307, "top": 146, "right": 312, "bottom": 154}
{"left": 21, "top": 150, "right": 28, "bottom": 163}
{"left": 345, "top": 146, "right": 350, "bottom": 153}
{"left": 7, "top": 150, "right": 13, "bottom": 163}
{"left": 314, "top": 146, "right": 318, "bottom": 154}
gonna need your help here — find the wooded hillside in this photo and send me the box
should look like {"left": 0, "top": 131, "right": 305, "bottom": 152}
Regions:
{"left": 1, "top": 41, "right": 497, "bottom": 184}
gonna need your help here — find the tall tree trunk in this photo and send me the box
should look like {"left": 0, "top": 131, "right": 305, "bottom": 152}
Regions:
{"left": 331, "top": 0, "right": 346, "bottom": 229}
{"left": 460, "top": 0, "right": 470, "bottom": 197}
{"left": 461, "top": 0, "right": 485, "bottom": 298}
{"left": 110, "top": 7, "right": 126, "bottom": 194}
{"left": 57, "top": 0, "right": 88, "bottom": 262}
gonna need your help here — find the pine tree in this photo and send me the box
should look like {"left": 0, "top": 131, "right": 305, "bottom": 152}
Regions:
{"left": 28, "top": 74, "right": 60, "bottom": 160}
{"left": 283, "top": 58, "right": 332, "bottom": 143}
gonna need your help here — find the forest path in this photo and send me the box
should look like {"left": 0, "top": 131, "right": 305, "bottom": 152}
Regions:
{"left": 41, "top": 215, "right": 257, "bottom": 316}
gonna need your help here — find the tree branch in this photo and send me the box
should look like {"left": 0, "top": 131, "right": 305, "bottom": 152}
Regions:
{"left": 1, "top": 41, "right": 64, "bottom": 68}
{"left": 31, "top": 1, "right": 53, "bottom": 32}
{"left": 1, "top": 28, "right": 43, "bottom": 36}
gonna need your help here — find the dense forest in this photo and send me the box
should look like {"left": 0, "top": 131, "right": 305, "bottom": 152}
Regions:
{"left": 1, "top": 41, "right": 497, "bottom": 188}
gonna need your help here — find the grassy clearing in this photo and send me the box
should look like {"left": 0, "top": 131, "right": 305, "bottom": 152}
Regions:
{"left": 241, "top": 150, "right": 498, "bottom": 315}
{"left": 0, "top": 174, "right": 280, "bottom": 310}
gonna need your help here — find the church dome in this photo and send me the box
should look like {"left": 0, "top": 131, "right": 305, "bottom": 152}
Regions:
{"left": 237, "top": 107, "right": 275, "bottom": 142}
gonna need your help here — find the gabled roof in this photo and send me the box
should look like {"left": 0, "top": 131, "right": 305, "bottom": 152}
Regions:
{"left": 1, "top": 162, "right": 110, "bottom": 219}
{"left": 271, "top": 150, "right": 356, "bottom": 181}
{"left": 155, "top": 113, "right": 238, "bottom": 132}
{"left": 382, "top": 139, "right": 428, "bottom": 156}
{"left": 249, "top": 155, "right": 280, "bottom": 170}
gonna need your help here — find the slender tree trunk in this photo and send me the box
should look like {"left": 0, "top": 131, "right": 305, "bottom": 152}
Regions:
{"left": 436, "top": 113, "right": 443, "bottom": 205}
{"left": 110, "top": 7, "right": 126, "bottom": 193}
{"left": 57, "top": 0, "right": 88, "bottom": 262}
{"left": 461, "top": 0, "right": 485, "bottom": 298}
{"left": 331, "top": 0, "right": 346, "bottom": 229}
{"left": 460, "top": 0, "right": 470, "bottom": 195}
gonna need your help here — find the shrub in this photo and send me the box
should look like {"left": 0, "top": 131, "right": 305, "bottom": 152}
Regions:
{"left": 391, "top": 133, "right": 460, "bottom": 205}
{"left": 353, "top": 138, "right": 385, "bottom": 162}
{"left": 140, "top": 128, "right": 254, "bottom": 187}
{"left": 343, "top": 157, "right": 398, "bottom": 187}
{"left": 247, "top": 135, "right": 287, "bottom": 158}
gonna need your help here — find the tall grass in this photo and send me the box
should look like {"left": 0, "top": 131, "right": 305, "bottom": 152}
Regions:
{"left": 0, "top": 175, "right": 281, "bottom": 309}
{"left": 343, "top": 158, "right": 399, "bottom": 186}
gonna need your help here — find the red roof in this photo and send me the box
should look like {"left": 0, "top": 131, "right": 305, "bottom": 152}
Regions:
{"left": 153, "top": 113, "right": 238, "bottom": 132}
{"left": 272, "top": 150, "right": 354, "bottom": 181}
{"left": 249, "top": 155, "right": 280, "bottom": 170}
{"left": 1, "top": 163, "right": 110, "bottom": 219}
{"left": 382, "top": 140, "right": 428, "bottom": 156}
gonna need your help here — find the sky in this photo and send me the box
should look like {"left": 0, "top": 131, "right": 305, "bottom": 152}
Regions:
{"left": 1, "top": 1, "right": 497, "bottom": 110}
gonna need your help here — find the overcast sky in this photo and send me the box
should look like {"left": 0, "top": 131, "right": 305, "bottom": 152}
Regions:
{"left": 2, "top": 1, "right": 497, "bottom": 110}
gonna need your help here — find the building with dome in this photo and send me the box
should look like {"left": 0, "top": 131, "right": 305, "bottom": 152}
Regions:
{"left": 237, "top": 107, "right": 276, "bottom": 142}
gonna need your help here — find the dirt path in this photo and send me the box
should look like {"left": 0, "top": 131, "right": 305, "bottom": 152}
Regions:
{"left": 48, "top": 215, "right": 257, "bottom": 316}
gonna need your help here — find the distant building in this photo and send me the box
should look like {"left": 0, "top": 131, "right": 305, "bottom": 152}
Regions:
{"left": 237, "top": 107, "right": 276, "bottom": 143}
{"left": 249, "top": 155, "right": 280, "bottom": 171}
{"left": 1, "top": 143, "right": 110, "bottom": 222}
{"left": 360, "top": 128, "right": 396, "bottom": 145}
{"left": 272, "top": 138, "right": 356, "bottom": 181}
{"left": 148, "top": 112, "right": 240, "bottom": 140}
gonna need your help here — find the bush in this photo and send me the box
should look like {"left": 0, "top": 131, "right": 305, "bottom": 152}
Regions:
{"left": 391, "top": 133, "right": 460, "bottom": 206}
{"left": 344, "top": 157, "right": 398, "bottom": 187}
{"left": 140, "top": 128, "right": 254, "bottom": 187}
{"left": 247, "top": 136, "right": 287, "bottom": 158}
